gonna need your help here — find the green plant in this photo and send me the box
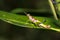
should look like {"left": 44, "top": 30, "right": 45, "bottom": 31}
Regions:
{"left": 0, "top": 0, "right": 60, "bottom": 32}
{"left": 0, "top": 10, "right": 60, "bottom": 32}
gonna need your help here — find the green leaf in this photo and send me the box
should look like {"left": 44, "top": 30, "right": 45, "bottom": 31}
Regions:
{"left": 0, "top": 11, "right": 60, "bottom": 32}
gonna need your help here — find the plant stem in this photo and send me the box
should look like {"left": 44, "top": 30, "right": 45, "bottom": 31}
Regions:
{"left": 48, "top": 0, "right": 58, "bottom": 21}
{"left": 50, "top": 28, "right": 60, "bottom": 32}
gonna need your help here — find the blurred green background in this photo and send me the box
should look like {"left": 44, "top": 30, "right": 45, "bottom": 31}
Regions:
{"left": 0, "top": 0, "right": 60, "bottom": 40}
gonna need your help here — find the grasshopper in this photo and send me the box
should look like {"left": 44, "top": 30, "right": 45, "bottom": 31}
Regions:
{"left": 24, "top": 12, "right": 50, "bottom": 29}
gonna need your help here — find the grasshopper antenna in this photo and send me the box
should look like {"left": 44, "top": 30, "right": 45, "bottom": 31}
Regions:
{"left": 24, "top": 12, "right": 27, "bottom": 15}
{"left": 24, "top": 12, "right": 30, "bottom": 16}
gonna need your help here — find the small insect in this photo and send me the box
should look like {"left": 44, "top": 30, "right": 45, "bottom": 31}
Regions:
{"left": 24, "top": 12, "right": 50, "bottom": 29}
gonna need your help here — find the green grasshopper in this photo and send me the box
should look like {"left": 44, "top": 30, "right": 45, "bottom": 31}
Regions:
{"left": 24, "top": 12, "right": 50, "bottom": 29}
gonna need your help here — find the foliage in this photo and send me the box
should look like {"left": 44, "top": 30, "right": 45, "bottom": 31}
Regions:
{"left": 0, "top": 11, "right": 60, "bottom": 32}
